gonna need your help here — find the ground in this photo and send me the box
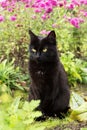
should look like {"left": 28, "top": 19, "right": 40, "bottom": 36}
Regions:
{"left": 53, "top": 121, "right": 87, "bottom": 130}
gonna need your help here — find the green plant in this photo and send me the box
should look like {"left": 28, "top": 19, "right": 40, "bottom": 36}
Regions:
{"left": 60, "top": 52, "right": 82, "bottom": 86}
{"left": 70, "top": 102, "right": 87, "bottom": 121}
{"left": 0, "top": 1, "right": 87, "bottom": 72}
{"left": 80, "top": 68, "right": 87, "bottom": 84}
{"left": 0, "top": 1, "right": 87, "bottom": 89}
{"left": 0, "top": 96, "right": 72, "bottom": 130}
{"left": 0, "top": 59, "right": 28, "bottom": 93}
{"left": 61, "top": 52, "right": 87, "bottom": 86}
{"left": 0, "top": 97, "right": 41, "bottom": 130}
{"left": 0, "top": 92, "right": 87, "bottom": 130}
{"left": 70, "top": 92, "right": 87, "bottom": 122}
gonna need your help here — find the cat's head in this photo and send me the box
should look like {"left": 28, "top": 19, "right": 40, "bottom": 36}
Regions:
{"left": 29, "top": 30, "right": 58, "bottom": 63}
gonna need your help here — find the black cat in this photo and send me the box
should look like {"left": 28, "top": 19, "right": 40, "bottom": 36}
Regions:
{"left": 28, "top": 30, "right": 70, "bottom": 118}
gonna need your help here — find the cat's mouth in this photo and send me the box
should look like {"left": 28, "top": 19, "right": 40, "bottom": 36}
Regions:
{"left": 36, "top": 70, "right": 45, "bottom": 77}
{"left": 37, "top": 71, "right": 44, "bottom": 75}
{"left": 30, "top": 56, "right": 44, "bottom": 63}
{"left": 35, "top": 58, "right": 42, "bottom": 63}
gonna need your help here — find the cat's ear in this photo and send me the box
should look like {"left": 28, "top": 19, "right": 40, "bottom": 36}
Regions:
{"left": 29, "top": 30, "right": 37, "bottom": 42}
{"left": 47, "top": 31, "right": 56, "bottom": 40}
{"left": 47, "top": 31, "right": 56, "bottom": 45}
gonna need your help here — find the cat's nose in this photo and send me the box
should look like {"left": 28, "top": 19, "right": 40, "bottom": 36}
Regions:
{"left": 36, "top": 53, "right": 40, "bottom": 59}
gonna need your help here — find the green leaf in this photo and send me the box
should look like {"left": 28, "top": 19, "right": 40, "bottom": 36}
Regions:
{"left": 22, "top": 100, "right": 42, "bottom": 121}
{"left": 28, "top": 125, "right": 45, "bottom": 130}
{"left": 8, "top": 97, "right": 21, "bottom": 114}
{"left": 81, "top": 128, "right": 87, "bottom": 130}
{"left": 23, "top": 118, "right": 34, "bottom": 124}
{"left": 77, "top": 112, "right": 87, "bottom": 121}
{"left": 70, "top": 92, "right": 85, "bottom": 109}
{"left": 70, "top": 102, "right": 87, "bottom": 121}
{"left": 23, "top": 100, "right": 40, "bottom": 112}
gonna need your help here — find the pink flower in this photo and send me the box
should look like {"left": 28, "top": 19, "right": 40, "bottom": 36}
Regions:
{"left": 41, "top": 13, "right": 47, "bottom": 20}
{"left": 31, "top": 15, "right": 37, "bottom": 19}
{"left": 52, "top": 23, "right": 58, "bottom": 28}
{"left": 35, "top": 8, "right": 41, "bottom": 13}
{"left": 0, "top": 15, "right": 4, "bottom": 22}
{"left": 1, "top": 1, "right": 9, "bottom": 8}
{"left": 25, "top": 4, "right": 30, "bottom": 8}
{"left": 51, "top": 0, "right": 58, "bottom": 7}
{"left": 66, "top": 3, "right": 75, "bottom": 10}
{"left": 83, "top": 11, "right": 87, "bottom": 17}
{"left": 80, "top": 0, "right": 87, "bottom": 4}
{"left": 71, "top": 0, "right": 80, "bottom": 6}
{"left": 39, "top": 2, "right": 45, "bottom": 8}
{"left": 69, "top": 18, "right": 80, "bottom": 28}
{"left": 10, "top": 15, "right": 17, "bottom": 21}
{"left": 41, "top": 13, "right": 50, "bottom": 20}
{"left": 80, "top": 0, "right": 85, "bottom": 4}
{"left": 79, "top": 18, "right": 84, "bottom": 23}
{"left": 8, "top": 8, "right": 14, "bottom": 12}
{"left": 40, "top": 30, "right": 50, "bottom": 35}
{"left": 45, "top": 1, "right": 51, "bottom": 7}
{"left": 45, "top": 7, "right": 53, "bottom": 13}
{"left": 58, "top": 2, "right": 64, "bottom": 7}
{"left": 69, "top": 17, "right": 84, "bottom": 28}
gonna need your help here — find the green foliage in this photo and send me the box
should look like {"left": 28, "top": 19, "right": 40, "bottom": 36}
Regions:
{"left": 0, "top": 97, "right": 41, "bottom": 130}
{"left": 0, "top": 91, "right": 87, "bottom": 130}
{"left": 70, "top": 92, "right": 87, "bottom": 122}
{"left": 70, "top": 92, "right": 85, "bottom": 110}
{"left": 0, "top": 2, "right": 87, "bottom": 87}
{"left": 0, "top": 3, "right": 87, "bottom": 71}
{"left": 0, "top": 96, "right": 71, "bottom": 130}
{"left": 0, "top": 60, "right": 29, "bottom": 93}
{"left": 0, "top": 2, "right": 87, "bottom": 129}
{"left": 70, "top": 102, "right": 87, "bottom": 121}
{"left": 80, "top": 68, "right": 87, "bottom": 84}
{"left": 0, "top": 93, "right": 12, "bottom": 103}
{"left": 61, "top": 52, "right": 83, "bottom": 86}
{"left": 81, "top": 128, "right": 87, "bottom": 130}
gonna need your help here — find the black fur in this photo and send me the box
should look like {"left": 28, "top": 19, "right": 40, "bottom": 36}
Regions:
{"left": 28, "top": 30, "right": 70, "bottom": 118}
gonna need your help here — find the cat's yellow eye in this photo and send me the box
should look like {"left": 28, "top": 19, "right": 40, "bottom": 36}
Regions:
{"left": 32, "top": 48, "right": 36, "bottom": 53}
{"left": 43, "top": 48, "right": 47, "bottom": 53}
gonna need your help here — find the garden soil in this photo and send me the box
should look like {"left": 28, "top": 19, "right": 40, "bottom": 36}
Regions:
{"left": 50, "top": 121, "right": 87, "bottom": 130}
